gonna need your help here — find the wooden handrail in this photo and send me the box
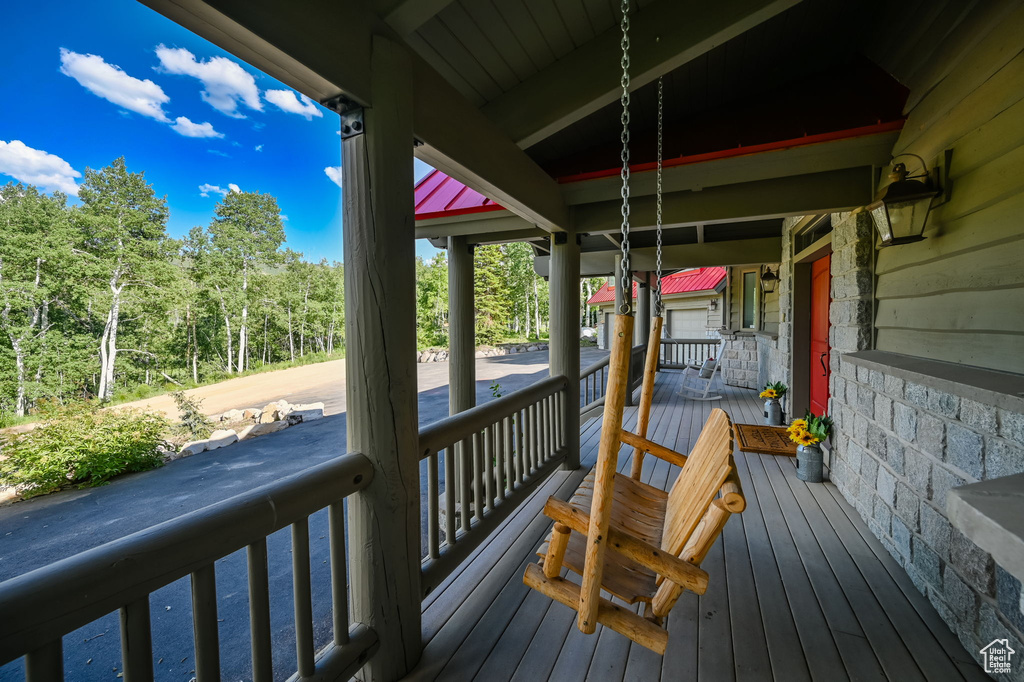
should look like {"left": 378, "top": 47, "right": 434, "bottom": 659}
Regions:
{"left": 0, "top": 452, "right": 375, "bottom": 675}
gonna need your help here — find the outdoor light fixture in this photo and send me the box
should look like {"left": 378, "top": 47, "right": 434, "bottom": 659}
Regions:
{"left": 708, "top": 299, "right": 718, "bottom": 311}
{"left": 760, "top": 267, "right": 779, "bottom": 294}
{"left": 867, "top": 155, "right": 942, "bottom": 246}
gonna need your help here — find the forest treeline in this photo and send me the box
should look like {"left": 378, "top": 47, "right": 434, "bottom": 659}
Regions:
{"left": 0, "top": 157, "right": 606, "bottom": 421}
{"left": 0, "top": 158, "right": 342, "bottom": 418}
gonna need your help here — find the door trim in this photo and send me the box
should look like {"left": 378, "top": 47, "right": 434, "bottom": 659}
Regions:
{"left": 791, "top": 236, "right": 832, "bottom": 417}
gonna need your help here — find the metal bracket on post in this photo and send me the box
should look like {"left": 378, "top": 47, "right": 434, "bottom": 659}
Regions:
{"left": 323, "top": 94, "right": 365, "bottom": 139}
{"left": 554, "top": 232, "right": 569, "bottom": 245}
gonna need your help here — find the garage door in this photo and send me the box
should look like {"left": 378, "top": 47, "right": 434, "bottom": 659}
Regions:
{"left": 668, "top": 308, "right": 706, "bottom": 339}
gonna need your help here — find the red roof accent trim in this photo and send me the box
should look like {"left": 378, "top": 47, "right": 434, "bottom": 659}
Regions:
{"left": 414, "top": 169, "right": 504, "bottom": 221}
{"left": 587, "top": 267, "right": 726, "bottom": 305}
{"left": 416, "top": 204, "right": 507, "bottom": 221}
{"left": 557, "top": 120, "right": 905, "bottom": 184}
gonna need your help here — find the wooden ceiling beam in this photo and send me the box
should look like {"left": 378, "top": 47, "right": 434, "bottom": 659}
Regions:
{"left": 384, "top": 0, "right": 457, "bottom": 35}
{"left": 534, "top": 238, "right": 782, "bottom": 277}
{"left": 572, "top": 166, "right": 875, "bottom": 234}
{"left": 481, "top": 0, "right": 800, "bottom": 149}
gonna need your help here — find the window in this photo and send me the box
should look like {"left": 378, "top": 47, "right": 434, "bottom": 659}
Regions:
{"left": 741, "top": 270, "right": 757, "bottom": 329}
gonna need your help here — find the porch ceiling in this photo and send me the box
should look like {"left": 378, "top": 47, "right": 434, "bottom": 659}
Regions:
{"left": 139, "top": 0, "right": 961, "bottom": 238}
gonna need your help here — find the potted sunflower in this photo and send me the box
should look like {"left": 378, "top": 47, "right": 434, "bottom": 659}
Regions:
{"left": 759, "top": 381, "right": 788, "bottom": 426}
{"left": 787, "top": 412, "right": 833, "bottom": 482}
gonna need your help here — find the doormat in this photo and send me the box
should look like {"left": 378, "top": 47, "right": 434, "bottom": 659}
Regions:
{"left": 733, "top": 423, "right": 797, "bottom": 457}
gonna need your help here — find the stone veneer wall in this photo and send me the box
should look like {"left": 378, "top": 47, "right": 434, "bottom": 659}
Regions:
{"left": 719, "top": 332, "right": 757, "bottom": 389}
{"left": 820, "top": 212, "right": 1024, "bottom": 678}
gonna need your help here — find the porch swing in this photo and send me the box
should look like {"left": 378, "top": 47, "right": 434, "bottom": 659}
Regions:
{"left": 522, "top": 2, "right": 746, "bottom": 654}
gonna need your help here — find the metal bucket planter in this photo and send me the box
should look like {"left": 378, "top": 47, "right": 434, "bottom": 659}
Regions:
{"left": 796, "top": 444, "right": 824, "bottom": 482}
{"left": 764, "top": 399, "right": 784, "bottom": 426}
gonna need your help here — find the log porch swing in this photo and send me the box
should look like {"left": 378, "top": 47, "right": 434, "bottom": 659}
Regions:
{"left": 522, "top": 1, "right": 747, "bottom": 655}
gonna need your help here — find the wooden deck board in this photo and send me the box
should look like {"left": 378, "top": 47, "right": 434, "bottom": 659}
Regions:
{"left": 402, "top": 371, "right": 985, "bottom": 681}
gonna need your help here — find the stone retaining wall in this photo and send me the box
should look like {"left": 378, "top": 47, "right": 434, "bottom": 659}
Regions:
{"left": 417, "top": 343, "right": 549, "bottom": 363}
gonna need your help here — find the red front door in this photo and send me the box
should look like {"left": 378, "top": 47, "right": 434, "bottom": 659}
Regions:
{"left": 809, "top": 255, "right": 832, "bottom": 417}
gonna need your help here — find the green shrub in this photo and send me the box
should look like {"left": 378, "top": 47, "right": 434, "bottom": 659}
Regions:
{"left": 170, "top": 390, "right": 213, "bottom": 440}
{"left": 0, "top": 405, "right": 168, "bottom": 498}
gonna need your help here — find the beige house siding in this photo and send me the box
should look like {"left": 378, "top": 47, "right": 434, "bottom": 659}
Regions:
{"left": 726, "top": 265, "right": 781, "bottom": 335}
{"left": 872, "top": 13, "right": 1024, "bottom": 375}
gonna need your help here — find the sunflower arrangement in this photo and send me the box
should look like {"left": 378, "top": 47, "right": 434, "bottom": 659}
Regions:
{"left": 759, "top": 381, "right": 788, "bottom": 400}
{"left": 787, "top": 412, "right": 833, "bottom": 446}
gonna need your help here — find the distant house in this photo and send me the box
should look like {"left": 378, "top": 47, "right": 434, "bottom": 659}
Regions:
{"left": 587, "top": 268, "right": 727, "bottom": 349}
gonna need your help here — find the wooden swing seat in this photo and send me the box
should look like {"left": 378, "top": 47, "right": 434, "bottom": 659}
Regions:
{"left": 524, "top": 407, "right": 744, "bottom": 654}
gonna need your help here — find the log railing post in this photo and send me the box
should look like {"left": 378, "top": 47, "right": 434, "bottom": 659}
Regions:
{"left": 550, "top": 230, "right": 580, "bottom": 469}
{"left": 342, "top": 35, "right": 421, "bottom": 681}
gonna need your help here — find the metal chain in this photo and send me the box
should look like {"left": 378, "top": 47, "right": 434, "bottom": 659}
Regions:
{"left": 655, "top": 76, "right": 664, "bottom": 317}
{"left": 617, "top": 0, "right": 632, "bottom": 315}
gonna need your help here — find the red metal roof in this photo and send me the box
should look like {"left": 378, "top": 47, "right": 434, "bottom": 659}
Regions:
{"left": 414, "top": 169, "right": 505, "bottom": 221}
{"left": 587, "top": 267, "right": 726, "bottom": 305}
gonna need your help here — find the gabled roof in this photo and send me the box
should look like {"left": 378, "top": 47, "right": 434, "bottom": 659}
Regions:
{"left": 414, "top": 169, "right": 505, "bottom": 221}
{"left": 587, "top": 267, "right": 726, "bottom": 305}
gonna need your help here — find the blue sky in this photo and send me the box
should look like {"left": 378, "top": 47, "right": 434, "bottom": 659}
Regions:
{"left": 0, "top": 0, "right": 439, "bottom": 263}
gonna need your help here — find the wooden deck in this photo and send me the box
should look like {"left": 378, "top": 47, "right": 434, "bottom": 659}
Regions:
{"left": 403, "top": 369, "right": 987, "bottom": 681}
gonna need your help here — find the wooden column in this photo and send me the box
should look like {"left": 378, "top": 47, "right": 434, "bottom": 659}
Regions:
{"left": 448, "top": 235, "right": 475, "bottom": 415}
{"left": 550, "top": 231, "right": 580, "bottom": 470}
{"left": 636, "top": 273, "right": 651, "bottom": 346}
{"left": 343, "top": 36, "right": 421, "bottom": 681}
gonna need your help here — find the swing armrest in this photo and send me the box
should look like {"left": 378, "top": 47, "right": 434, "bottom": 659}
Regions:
{"left": 619, "top": 430, "right": 688, "bottom": 469}
{"left": 543, "top": 496, "right": 709, "bottom": 595}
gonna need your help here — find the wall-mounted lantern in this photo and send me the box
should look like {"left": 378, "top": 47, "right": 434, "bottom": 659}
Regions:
{"left": 760, "top": 266, "right": 779, "bottom": 294}
{"left": 867, "top": 156, "right": 943, "bottom": 246}
{"left": 708, "top": 298, "right": 718, "bottom": 311}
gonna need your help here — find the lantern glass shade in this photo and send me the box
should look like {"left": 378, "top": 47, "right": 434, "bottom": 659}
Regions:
{"left": 868, "top": 178, "right": 938, "bottom": 246}
{"left": 760, "top": 268, "right": 779, "bottom": 294}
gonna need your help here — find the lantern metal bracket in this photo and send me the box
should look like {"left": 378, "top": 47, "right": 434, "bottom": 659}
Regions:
{"left": 322, "top": 94, "right": 365, "bottom": 139}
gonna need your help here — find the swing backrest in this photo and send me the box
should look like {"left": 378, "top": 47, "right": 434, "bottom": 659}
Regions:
{"left": 660, "top": 408, "right": 734, "bottom": 557}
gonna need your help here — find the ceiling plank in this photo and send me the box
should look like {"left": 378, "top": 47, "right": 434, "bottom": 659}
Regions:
{"left": 482, "top": 0, "right": 800, "bottom": 148}
{"left": 385, "top": 0, "right": 458, "bottom": 35}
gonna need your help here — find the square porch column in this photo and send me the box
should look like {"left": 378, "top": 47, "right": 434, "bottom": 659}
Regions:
{"left": 342, "top": 36, "right": 421, "bottom": 681}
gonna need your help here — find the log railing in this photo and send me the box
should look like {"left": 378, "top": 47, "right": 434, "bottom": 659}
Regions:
{"left": 660, "top": 338, "right": 720, "bottom": 369}
{"left": 419, "top": 375, "right": 569, "bottom": 595}
{"left": 0, "top": 452, "right": 377, "bottom": 682}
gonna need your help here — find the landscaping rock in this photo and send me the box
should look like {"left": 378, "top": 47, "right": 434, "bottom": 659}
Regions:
{"left": 238, "top": 420, "right": 288, "bottom": 440}
{"left": 206, "top": 429, "right": 238, "bottom": 450}
{"left": 259, "top": 403, "right": 283, "bottom": 423}
{"left": 180, "top": 440, "right": 208, "bottom": 457}
{"left": 220, "top": 409, "right": 244, "bottom": 422}
{"left": 0, "top": 488, "right": 20, "bottom": 506}
{"left": 287, "top": 403, "right": 325, "bottom": 425}
{"left": 242, "top": 408, "right": 262, "bottom": 420}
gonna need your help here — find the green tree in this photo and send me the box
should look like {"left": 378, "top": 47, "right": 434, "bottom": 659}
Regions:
{"left": 0, "top": 184, "right": 74, "bottom": 415}
{"left": 416, "top": 252, "right": 448, "bottom": 348}
{"left": 207, "top": 190, "right": 285, "bottom": 372}
{"left": 77, "top": 158, "right": 170, "bottom": 401}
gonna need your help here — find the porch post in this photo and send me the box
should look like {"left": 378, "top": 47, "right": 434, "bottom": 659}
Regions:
{"left": 636, "top": 272, "right": 651, "bottom": 346}
{"left": 550, "top": 231, "right": 580, "bottom": 470}
{"left": 448, "top": 235, "right": 475, "bottom": 415}
{"left": 342, "top": 36, "right": 421, "bottom": 681}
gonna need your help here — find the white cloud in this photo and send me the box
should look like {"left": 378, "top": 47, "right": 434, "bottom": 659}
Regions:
{"left": 198, "top": 183, "right": 227, "bottom": 198}
{"left": 0, "top": 140, "right": 81, "bottom": 196}
{"left": 207, "top": 149, "right": 230, "bottom": 158}
{"left": 155, "top": 45, "right": 262, "bottom": 118}
{"left": 324, "top": 166, "right": 343, "bottom": 188}
{"left": 60, "top": 49, "right": 170, "bottom": 122}
{"left": 264, "top": 89, "right": 323, "bottom": 120}
{"left": 171, "top": 116, "right": 223, "bottom": 138}
{"left": 199, "top": 182, "right": 241, "bottom": 198}
{"left": 255, "top": 144, "right": 263, "bottom": 152}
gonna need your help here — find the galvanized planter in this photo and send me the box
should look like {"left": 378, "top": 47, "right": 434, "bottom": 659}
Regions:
{"left": 796, "top": 444, "right": 824, "bottom": 482}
